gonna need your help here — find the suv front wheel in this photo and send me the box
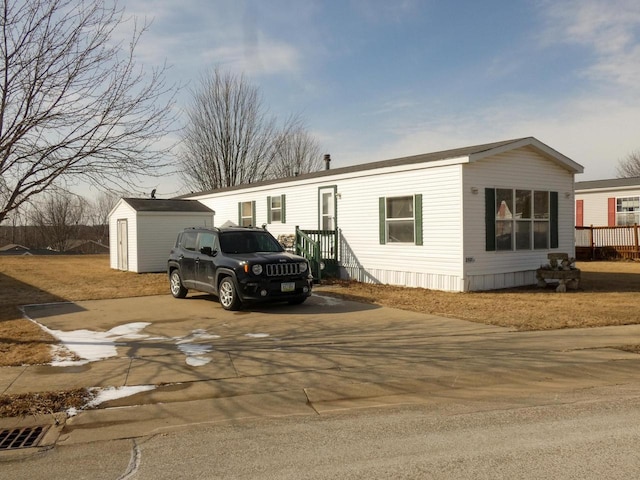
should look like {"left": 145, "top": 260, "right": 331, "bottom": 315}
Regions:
{"left": 218, "top": 277, "right": 241, "bottom": 311}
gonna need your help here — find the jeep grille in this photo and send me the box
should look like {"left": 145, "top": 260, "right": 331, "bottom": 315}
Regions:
{"left": 266, "top": 263, "right": 299, "bottom": 276}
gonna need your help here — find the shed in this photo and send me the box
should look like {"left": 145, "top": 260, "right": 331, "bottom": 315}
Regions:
{"left": 108, "top": 198, "right": 214, "bottom": 273}
{"left": 181, "top": 137, "right": 583, "bottom": 292}
{"left": 575, "top": 177, "right": 640, "bottom": 227}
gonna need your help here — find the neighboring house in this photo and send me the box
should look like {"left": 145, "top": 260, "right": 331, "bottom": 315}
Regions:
{"left": 63, "top": 239, "right": 110, "bottom": 255}
{"left": 174, "top": 137, "right": 583, "bottom": 292}
{"left": 575, "top": 177, "right": 640, "bottom": 226}
{"left": 108, "top": 198, "right": 214, "bottom": 273}
{"left": 0, "top": 244, "right": 62, "bottom": 256}
{"left": 0, "top": 244, "right": 30, "bottom": 254}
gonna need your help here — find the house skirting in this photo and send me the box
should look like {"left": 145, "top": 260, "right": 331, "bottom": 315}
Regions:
{"left": 339, "top": 266, "right": 539, "bottom": 292}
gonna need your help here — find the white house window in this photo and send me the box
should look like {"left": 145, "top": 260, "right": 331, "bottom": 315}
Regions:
{"left": 239, "top": 201, "right": 255, "bottom": 227}
{"left": 382, "top": 195, "right": 418, "bottom": 244}
{"left": 495, "top": 189, "right": 550, "bottom": 251}
{"left": 378, "top": 195, "right": 423, "bottom": 245}
{"left": 267, "top": 195, "right": 286, "bottom": 223}
{"left": 533, "top": 190, "right": 550, "bottom": 249}
{"left": 270, "top": 196, "right": 282, "bottom": 222}
{"left": 616, "top": 197, "right": 640, "bottom": 225}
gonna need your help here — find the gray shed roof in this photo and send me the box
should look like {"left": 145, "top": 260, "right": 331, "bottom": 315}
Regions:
{"left": 179, "top": 137, "right": 583, "bottom": 198}
{"left": 122, "top": 198, "right": 213, "bottom": 213}
{"left": 575, "top": 177, "right": 640, "bottom": 191}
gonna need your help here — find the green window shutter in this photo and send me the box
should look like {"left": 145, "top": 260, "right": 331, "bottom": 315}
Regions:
{"left": 267, "top": 196, "right": 272, "bottom": 223}
{"left": 281, "top": 194, "right": 286, "bottom": 223}
{"left": 485, "top": 188, "right": 496, "bottom": 251}
{"left": 238, "top": 202, "right": 242, "bottom": 225}
{"left": 379, "top": 197, "right": 386, "bottom": 245}
{"left": 252, "top": 200, "right": 256, "bottom": 227}
{"left": 414, "top": 194, "right": 423, "bottom": 245}
{"left": 550, "top": 191, "right": 559, "bottom": 248}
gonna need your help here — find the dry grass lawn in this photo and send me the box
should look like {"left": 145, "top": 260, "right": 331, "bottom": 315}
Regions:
{"left": 320, "top": 261, "right": 640, "bottom": 331}
{"left": 1, "top": 255, "right": 639, "bottom": 417}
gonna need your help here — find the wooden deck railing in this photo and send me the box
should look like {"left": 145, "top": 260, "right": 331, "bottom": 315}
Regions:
{"left": 294, "top": 227, "right": 339, "bottom": 281}
{"left": 575, "top": 225, "right": 640, "bottom": 260}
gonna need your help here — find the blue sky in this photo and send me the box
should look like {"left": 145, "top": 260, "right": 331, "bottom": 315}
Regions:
{"left": 117, "top": 0, "right": 640, "bottom": 197}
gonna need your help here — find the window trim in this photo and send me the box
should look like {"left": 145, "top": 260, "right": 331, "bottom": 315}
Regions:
{"left": 485, "top": 188, "right": 558, "bottom": 251}
{"left": 238, "top": 200, "right": 256, "bottom": 227}
{"left": 615, "top": 196, "right": 640, "bottom": 226}
{"left": 379, "top": 194, "right": 422, "bottom": 245}
{"left": 267, "top": 194, "right": 286, "bottom": 224}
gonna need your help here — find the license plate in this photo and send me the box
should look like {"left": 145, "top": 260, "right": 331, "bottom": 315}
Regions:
{"left": 281, "top": 282, "right": 295, "bottom": 292}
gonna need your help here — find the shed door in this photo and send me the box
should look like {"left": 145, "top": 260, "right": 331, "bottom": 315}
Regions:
{"left": 117, "top": 219, "right": 128, "bottom": 270}
{"left": 319, "top": 187, "right": 336, "bottom": 230}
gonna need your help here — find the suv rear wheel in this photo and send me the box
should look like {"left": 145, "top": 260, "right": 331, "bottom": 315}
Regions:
{"left": 170, "top": 269, "right": 188, "bottom": 298}
{"left": 218, "top": 277, "right": 241, "bottom": 310}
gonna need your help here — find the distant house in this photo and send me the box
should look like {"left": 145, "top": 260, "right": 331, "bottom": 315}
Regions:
{"left": 575, "top": 177, "right": 640, "bottom": 226}
{"left": 0, "top": 244, "right": 62, "bottom": 256}
{"left": 0, "top": 243, "right": 30, "bottom": 254}
{"left": 108, "top": 198, "right": 215, "bottom": 273}
{"left": 64, "top": 239, "right": 110, "bottom": 255}
{"left": 0, "top": 243, "right": 29, "bottom": 252}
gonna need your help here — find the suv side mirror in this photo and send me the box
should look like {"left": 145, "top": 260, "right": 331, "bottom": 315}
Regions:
{"left": 200, "top": 246, "right": 216, "bottom": 256}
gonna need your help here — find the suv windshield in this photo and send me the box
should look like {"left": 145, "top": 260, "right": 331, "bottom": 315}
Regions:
{"left": 219, "top": 231, "right": 284, "bottom": 254}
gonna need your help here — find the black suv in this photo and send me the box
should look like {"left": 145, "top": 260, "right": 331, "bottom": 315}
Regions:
{"left": 168, "top": 226, "right": 313, "bottom": 310}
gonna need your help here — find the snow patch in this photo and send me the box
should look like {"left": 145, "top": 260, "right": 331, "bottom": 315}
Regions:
{"left": 43, "top": 322, "right": 151, "bottom": 366}
{"left": 186, "top": 356, "right": 212, "bottom": 366}
{"left": 86, "top": 385, "right": 156, "bottom": 408}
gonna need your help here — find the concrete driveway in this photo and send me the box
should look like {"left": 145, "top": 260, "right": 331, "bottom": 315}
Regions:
{"left": 2, "top": 290, "right": 639, "bottom": 446}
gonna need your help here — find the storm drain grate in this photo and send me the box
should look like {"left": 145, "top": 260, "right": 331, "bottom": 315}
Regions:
{"left": 0, "top": 426, "right": 49, "bottom": 450}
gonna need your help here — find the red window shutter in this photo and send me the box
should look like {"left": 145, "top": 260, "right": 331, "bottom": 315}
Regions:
{"left": 607, "top": 197, "right": 616, "bottom": 226}
{"left": 576, "top": 199, "right": 584, "bottom": 227}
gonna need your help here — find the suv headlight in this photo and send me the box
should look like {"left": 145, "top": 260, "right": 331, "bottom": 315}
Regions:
{"left": 299, "top": 262, "right": 308, "bottom": 273}
{"left": 251, "top": 264, "right": 263, "bottom": 275}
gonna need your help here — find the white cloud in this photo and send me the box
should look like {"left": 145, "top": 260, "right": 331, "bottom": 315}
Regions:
{"left": 540, "top": 0, "right": 640, "bottom": 90}
{"left": 200, "top": 37, "right": 300, "bottom": 75}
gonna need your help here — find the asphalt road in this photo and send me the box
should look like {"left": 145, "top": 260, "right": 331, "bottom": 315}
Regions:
{"left": 5, "top": 383, "right": 640, "bottom": 479}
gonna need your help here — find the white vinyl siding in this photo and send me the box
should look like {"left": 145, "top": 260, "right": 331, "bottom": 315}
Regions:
{"left": 136, "top": 213, "right": 213, "bottom": 272}
{"left": 462, "top": 146, "right": 575, "bottom": 291}
{"left": 575, "top": 186, "right": 640, "bottom": 227}
{"left": 195, "top": 164, "right": 464, "bottom": 291}
{"left": 109, "top": 200, "right": 137, "bottom": 271}
{"left": 188, "top": 142, "right": 579, "bottom": 292}
{"left": 109, "top": 198, "right": 213, "bottom": 273}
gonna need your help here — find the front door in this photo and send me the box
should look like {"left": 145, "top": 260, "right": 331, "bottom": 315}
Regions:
{"left": 116, "top": 219, "right": 128, "bottom": 270}
{"left": 319, "top": 186, "right": 336, "bottom": 230}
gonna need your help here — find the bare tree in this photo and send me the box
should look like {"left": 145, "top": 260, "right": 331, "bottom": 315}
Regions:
{"left": 179, "top": 68, "right": 322, "bottom": 191}
{"left": 269, "top": 117, "right": 323, "bottom": 179}
{"left": 617, "top": 150, "right": 640, "bottom": 178}
{"left": 88, "top": 190, "right": 120, "bottom": 242}
{"left": 0, "top": 0, "right": 177, "bottom": 225}
{"left": 30, "top": 191, "right": 87, "bottom": 251}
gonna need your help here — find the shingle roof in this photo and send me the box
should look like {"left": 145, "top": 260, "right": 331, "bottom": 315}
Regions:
{"left": 179, "top": 136, "right": 582, "bottom": 198}
{"left": 122, "top": 198, "right": 214, "bottom": 213}
{"left": 575, "top": 177, "right": 640, "bottom": 191}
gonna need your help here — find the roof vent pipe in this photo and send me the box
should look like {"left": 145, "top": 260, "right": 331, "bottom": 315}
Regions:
{"left": 324, "top": 154, "right": 331, "bottom": 170}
